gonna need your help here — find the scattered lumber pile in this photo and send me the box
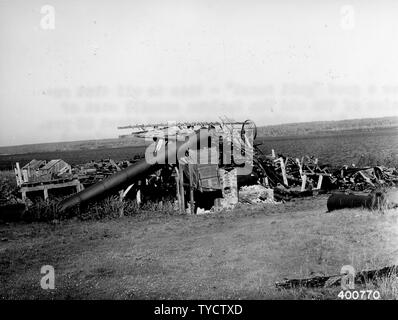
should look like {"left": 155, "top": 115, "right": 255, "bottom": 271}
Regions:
{"left": 14, "top": 159, "right": 82, "bottom": 203}
{"left": 332, "top": 166, "right": 398, "bottom": 192}
{"left": 7, "top": 118, "right": 398, "bottom": 212}
{"left": 11, "top": 144, "right": 398, "bottom": 208}
{"left": 275, "top": 265, "right": 398, "bottom": 289}
{"left": 74, "top": 157, "right": 144, "bottom": 185}
{"left": 251, "top": 145, "right": 398, "bottom": 200}
{"left": 15, "top": 159, "right": 73, "bottom": 187}
{"left": 76, "top": 158, "right": 121, "bottom": 184}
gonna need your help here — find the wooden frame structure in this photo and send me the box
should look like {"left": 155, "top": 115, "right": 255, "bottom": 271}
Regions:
{"left": 19, "top": 179, "right": 83, "bottom": 203}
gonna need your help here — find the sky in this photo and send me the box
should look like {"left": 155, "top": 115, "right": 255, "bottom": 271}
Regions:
{"left": 0, "top": 0, "right": 398, "bottom": 146}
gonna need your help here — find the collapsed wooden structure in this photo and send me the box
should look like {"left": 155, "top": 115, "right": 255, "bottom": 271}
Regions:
{"left": 15, "top": 159, "right": 83, "bottom": 203}
{"left": 12, "top": 119, "right": 398, "bottom": 211}
{"left": 57, "top": 119, "right": 259, "bottom": 214}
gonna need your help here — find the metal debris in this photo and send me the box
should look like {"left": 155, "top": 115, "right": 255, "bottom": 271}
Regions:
{"left": 327, "top": 190, "right": 387, "bottom": 212}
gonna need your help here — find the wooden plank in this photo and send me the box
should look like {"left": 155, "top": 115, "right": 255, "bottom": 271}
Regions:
{"left": 179, "top": 163, "right": 185, "bottom": 213}
{"left": 119, "top": 190, "right": 124, "bottom": 217}
{"left": 15, "top": 162, "right": 22, "bottom": 187}
{"left": 43, "top": 187, "right": 49, "bottom": 200}
{"left": 279, "top": 158, "right": 288, "bottom": 186}
{"left": 20, "top": 180, "right": 81, "bottom": 193}
{"left": 301, "top": 175, "right": 307, "bottom": 192}
{"left": 188, "top": 164, "right": 195, "bottom": 214}
{"left": 356, "top": 171, "right": 375, "bottom": 187}
{"left": 21, "top": 177, "right": 75, "bottom": 187}
{"left": 264, "top": 176, "right": 269, "bottom": 187}
{"left": 174, "top": 167, "right": 182, "bottom": 214}
{"left": 136, "top": 188, "right": 141, "bottom": 206}
{"left": 21, "top": 191, "right": 27, "bottom": 203}
{"left": 316, "top": 175, "right": 323, "bottom": 190}
{"left": 296, "top": 158, "right": 303, "bottom": 176}
{"left": 22, "top": 170, "right": 28, "bottom": 183}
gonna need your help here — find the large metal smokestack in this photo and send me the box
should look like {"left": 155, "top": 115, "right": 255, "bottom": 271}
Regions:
{"left": 58, "top": 129, "right": 211, "bottom": 212}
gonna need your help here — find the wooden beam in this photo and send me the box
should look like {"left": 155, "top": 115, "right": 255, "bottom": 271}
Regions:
{"left": 15, "top": 162, "right": 22, "bottom": 187}
{"left": 264, "top": 176, "right": 269, "bottom": 188}
{"left": 21, "top": 191, "right": 27, "bottom": 204}
{"left": 188, "top": 164, "right": 195, "bottom": 214}
{"left": 136, "top": 188, "right": 142, "bottom": 206}
{"left": 174, "top": 167, "right": 182, "bottom": 214}
{"left": 296, "top": 158, "right": 303, "bottom": 176}
{"left": 279, "top": 158, "right": 288, "bottom": 186}
{"left": 119, "top": 190, "right": 124, "bottom": 217}
{"left": 179, "top": 164, "right": 185, "bottom": 213}
{"left": 43, "top": 187, "right": 48, "bottom": 200}
{"left": 316, "top": 175, "right": 323, "bottom": 190}
{"left": 19, "top": 179, "right": 81, "bottom": 193}
{"left": 301, "top": 175, "right": 307, "bottom": 192}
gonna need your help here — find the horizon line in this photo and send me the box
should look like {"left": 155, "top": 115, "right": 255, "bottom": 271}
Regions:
{"left": 0, "top": 114, "right": 396, "bottom": 149}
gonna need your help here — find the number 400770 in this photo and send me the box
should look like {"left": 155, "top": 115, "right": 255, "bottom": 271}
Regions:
{"left": 338, "top": 290, "right": 381, "bottom": 300}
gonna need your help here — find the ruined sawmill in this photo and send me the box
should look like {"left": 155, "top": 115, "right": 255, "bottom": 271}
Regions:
{"left": 57, "top": 119, "right": 268, "bottom": 214}
{"left": 12, "top": 119, "right": 398, "bottom": 214}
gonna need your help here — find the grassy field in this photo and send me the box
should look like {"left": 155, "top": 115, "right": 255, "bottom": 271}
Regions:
{"left": 0, "top": 126, "right": 397, "bottom": 170}
{"left": 257, "top": 127, "right": 398, "bottom": 167}
{"left": 1, "top": 194, "right": 398, "bottom": 300}
{"left": 0, "top": 145, "right": 147, "bottom": 170}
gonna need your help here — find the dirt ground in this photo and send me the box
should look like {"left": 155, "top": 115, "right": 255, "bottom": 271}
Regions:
{"left": 1, "top": 194, "right": 398, "bottom": 300}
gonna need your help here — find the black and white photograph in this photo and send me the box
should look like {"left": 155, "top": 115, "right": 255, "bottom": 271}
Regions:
{"left": 0, "top": 0, "right": 398, "bottom": 307}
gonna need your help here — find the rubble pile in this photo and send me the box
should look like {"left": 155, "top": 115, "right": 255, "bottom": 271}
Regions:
{"left": 239, "top": 185, "right": 276, "bottom": 204}
{"left": 6, "top": 119, "right": 398, "bottom": 216}
{"left": 252, "top": 145, "right": 398, "bottom": 197}
{"left": 9, "top": 116, "right": 398, "bottom": 212}
{"left": 16, "top": 157, "right": 146, "bottom": 188}
{"left": 74, "top": 157, "right": 143, "bottom": 185}
{"left": 11, "top": 151, "right": 398, "bottom": 211}
{"left": 332, "top": 165, "right": 398, "bottom": 191}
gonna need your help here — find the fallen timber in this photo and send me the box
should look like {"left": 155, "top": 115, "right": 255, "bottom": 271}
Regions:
{"left": 275, "top": 265, "right": 398, "bottom": 289}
